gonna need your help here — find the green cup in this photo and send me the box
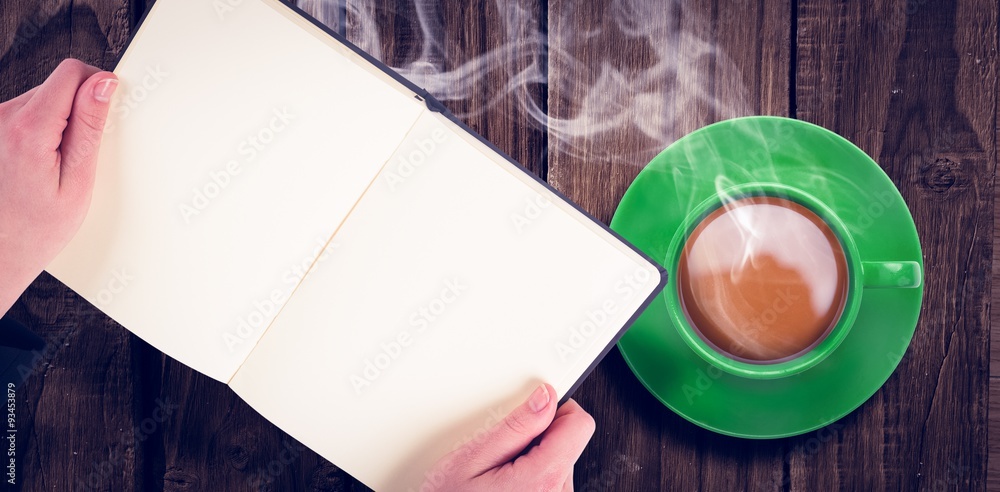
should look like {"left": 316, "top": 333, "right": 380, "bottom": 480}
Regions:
{"left": 664, "top": 182, "right": 921, "bottom": 380}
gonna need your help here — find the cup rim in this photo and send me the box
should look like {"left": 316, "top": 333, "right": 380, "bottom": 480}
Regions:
{"left": 664, "top": 182, "right": 864, "bottom": 379}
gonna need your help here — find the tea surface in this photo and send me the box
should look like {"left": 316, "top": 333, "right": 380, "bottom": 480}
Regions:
{"left": 677, "top": 196, "right": 849, "bottom": 363}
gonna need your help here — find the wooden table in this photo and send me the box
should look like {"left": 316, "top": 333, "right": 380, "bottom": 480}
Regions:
{"left": 1, "top": 0, "right": 995, "bottom": 490}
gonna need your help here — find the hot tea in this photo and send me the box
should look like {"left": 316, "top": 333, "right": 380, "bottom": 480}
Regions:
{"left": 676, "top": 196, "right": 849, "bottom": 363}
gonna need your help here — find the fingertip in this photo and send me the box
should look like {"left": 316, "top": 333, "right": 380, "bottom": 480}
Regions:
{"left": 526, "top": 383, "right": 555, "bottom": 413}
{"left": 88, "top": 72, "right": 119, "bottom": 104}
{"left": 503, "top": 385, "right": 557, "bottom": 439}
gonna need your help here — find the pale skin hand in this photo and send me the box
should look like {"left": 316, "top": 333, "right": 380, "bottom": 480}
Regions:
{"left": 0, "top": 59, "right": 119, "bottom": 316}
{"left": 421, "top": 384, "right": 596, "bottom": 491}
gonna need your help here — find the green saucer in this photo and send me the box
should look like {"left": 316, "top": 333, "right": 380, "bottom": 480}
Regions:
{"left": 611, "top": 116, "right": 924, "bottom": 438}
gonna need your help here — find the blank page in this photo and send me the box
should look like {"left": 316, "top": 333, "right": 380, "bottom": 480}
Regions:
{"left": 229, "top": 111, "right": 662, "bottom": 490}
{"left": 46, "top": 0, "right": 425, "bottom": 382}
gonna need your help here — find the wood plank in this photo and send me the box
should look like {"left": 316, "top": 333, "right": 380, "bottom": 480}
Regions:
{"left": 992, "top": 0, "right": 1000, "bottom": 476}
{"left": 547, "top": 0, "right": 680, "bottom": 225}
{"left": 796, "top": 0, "right": 996, "bottom": 490}
{"left": 697, "top": 2, "right": 791, "bottom": 490}
{"left": 152, "top": 2, "right": 376, "bottom": 489}
{"left": 0, "top": 0, "right": 146, "bottom": 490}
{"left": 547, "top": 0, "right": 791, "bottom": 490}
{"left": 993, "top": 1, "right": 1000, "bottom": 488}
{"left": 990, "top": 377, "right": 1000, "bottom": 491}
{"left": 149, "top": 3, "right": 361, "bottom": 491}
{"left": 790, "top": 18, "right": 891, "bottom": 492}
{"left": 437, "top": 0, "right": 547, "bottom": 178}
{"left": 791, "top": 3, "right": 889, "bottom": 487}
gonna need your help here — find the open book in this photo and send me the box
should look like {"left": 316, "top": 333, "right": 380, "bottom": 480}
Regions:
{"left": 45, "top": 0, "right": 666, "bottom": 489}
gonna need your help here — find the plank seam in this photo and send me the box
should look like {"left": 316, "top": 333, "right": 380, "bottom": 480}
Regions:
{"left": 789, "top": 0, "right": 798, "bottom": 119}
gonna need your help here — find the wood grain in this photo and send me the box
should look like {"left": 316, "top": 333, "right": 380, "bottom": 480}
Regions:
{"left": 992, "top": 2, "right": 1000, "bottom": 480}
{"left": 990, "top": 377, "right": 999, "bottom": 491}
{"left": 797, "top": 0, "right": 996, "bottom": 490}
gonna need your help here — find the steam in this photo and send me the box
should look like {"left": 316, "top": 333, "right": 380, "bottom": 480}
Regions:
{"left": 293, "top": 0, "right": 857, "bottom": 363}
{"left": 296, "top": 0, "right": 750, "bottom": 166}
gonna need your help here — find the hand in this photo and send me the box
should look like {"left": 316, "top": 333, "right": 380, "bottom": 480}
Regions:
{"left": 0, "top": 59, "right": 118, "bottom": 316}
{"left": 421, "top": 384, "right": 595, "bottom": 491}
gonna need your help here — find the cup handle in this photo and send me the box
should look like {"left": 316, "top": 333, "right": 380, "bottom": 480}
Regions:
{"left": 862, "top": 261, "right": 922, "bottom": 289}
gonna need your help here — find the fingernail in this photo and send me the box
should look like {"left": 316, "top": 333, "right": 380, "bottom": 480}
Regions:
{"left": 94, "top": 78, "right": 119, "bottom": 103}
{"left": 527, "top": 385, "right": 550, "bottom": 413}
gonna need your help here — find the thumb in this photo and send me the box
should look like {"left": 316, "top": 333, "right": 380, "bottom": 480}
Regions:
{"left": 458, "top": 384, "right": 558, "bottom": 473}
{"left": 59, "top": 71, "right": 118, "bottom": 194}
{"left": 508, "top": 398, "right": 595, "bottom": 484}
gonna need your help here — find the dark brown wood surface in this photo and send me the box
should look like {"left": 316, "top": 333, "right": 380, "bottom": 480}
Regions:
{"left": 0, "top": 0, "right": 995, "bottom": 490}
